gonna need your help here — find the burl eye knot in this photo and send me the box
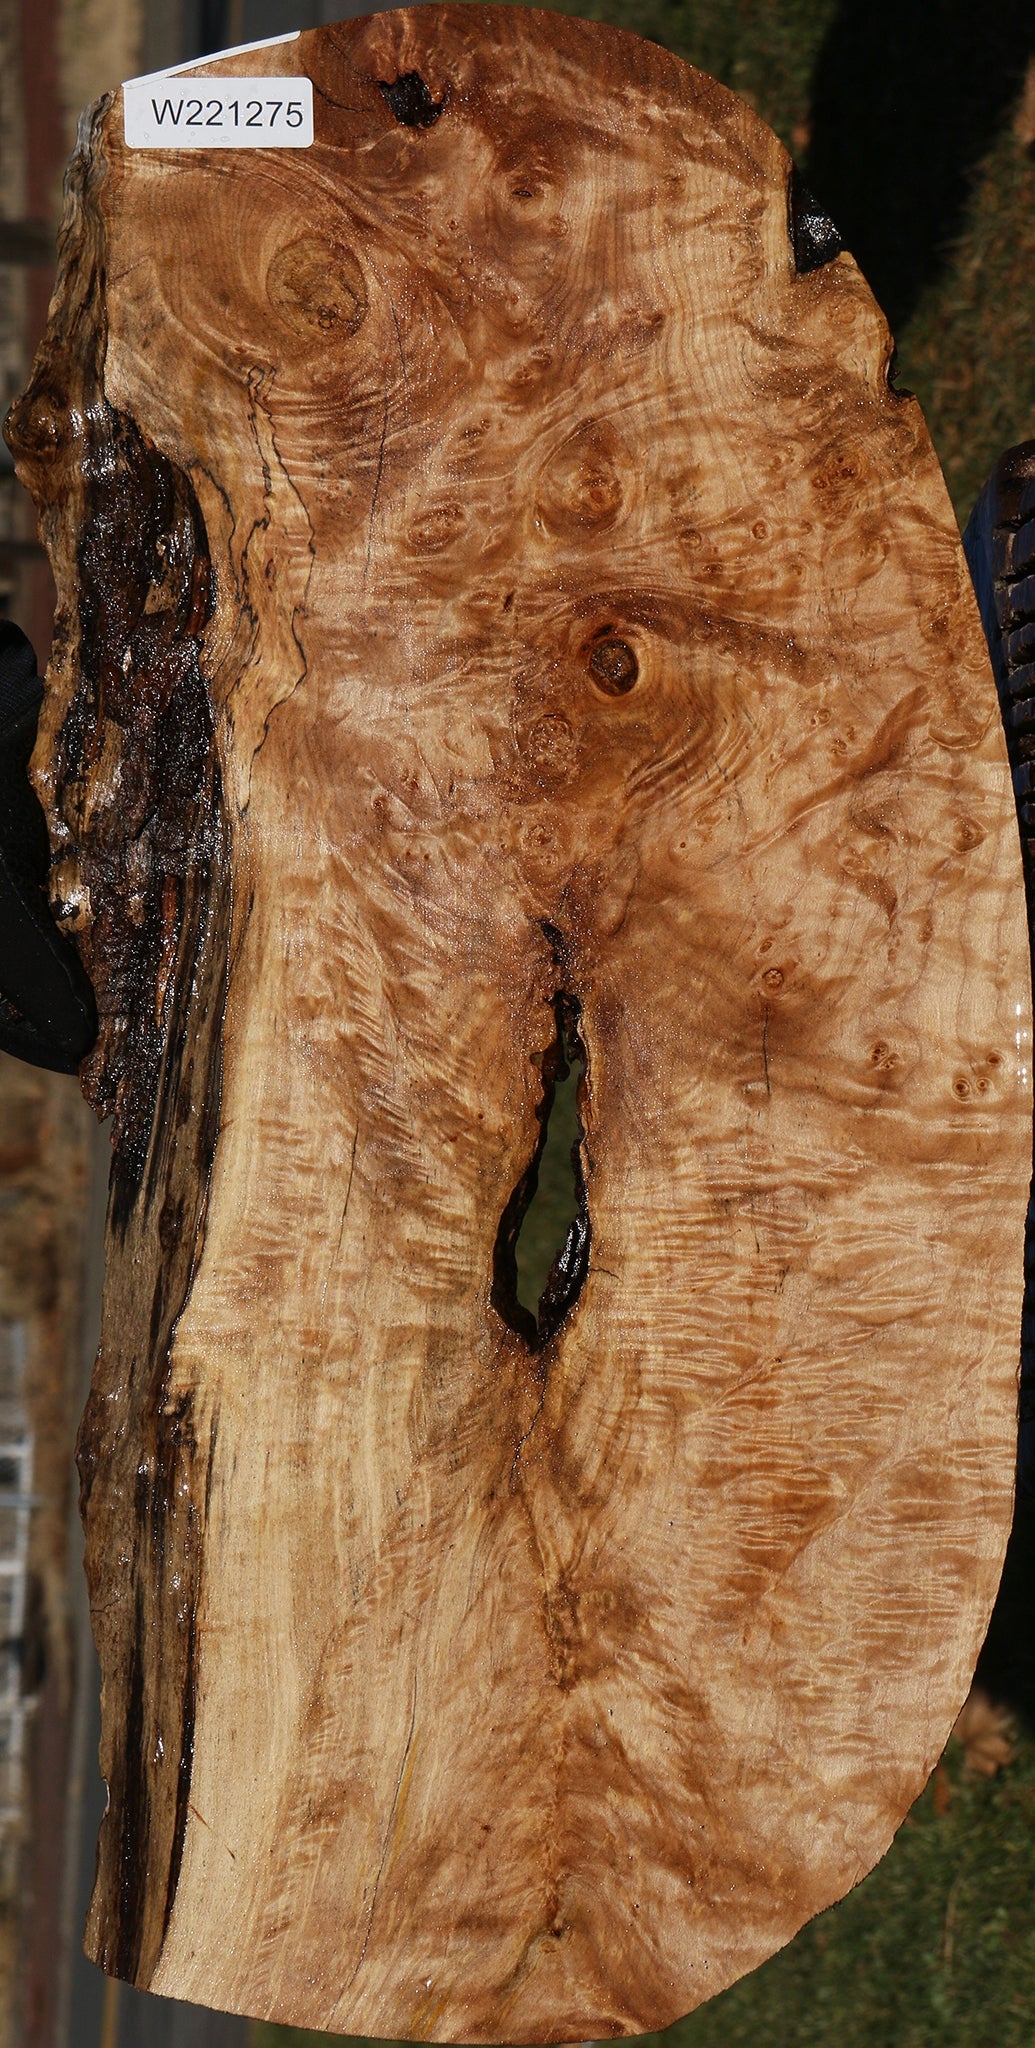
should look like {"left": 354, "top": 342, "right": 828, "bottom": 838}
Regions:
{"left": 588, "top": 636, "right": 638, "bottom": 695}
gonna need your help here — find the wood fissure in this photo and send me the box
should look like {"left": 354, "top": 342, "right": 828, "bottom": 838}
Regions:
{"left": 492, "top": 986, "right": 591, "bottom": 1353}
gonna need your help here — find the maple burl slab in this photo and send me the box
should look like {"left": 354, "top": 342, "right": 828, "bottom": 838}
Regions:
{"left": 6, "top": 7, "right": 1032, "bottom": 2039}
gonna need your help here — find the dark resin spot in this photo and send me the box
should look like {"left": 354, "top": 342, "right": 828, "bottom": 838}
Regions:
{"left": 378, "top": 72, "right": 448, "bottom": 128}
{"left": 589, "top": 636, "right": 638, "bottom": 695}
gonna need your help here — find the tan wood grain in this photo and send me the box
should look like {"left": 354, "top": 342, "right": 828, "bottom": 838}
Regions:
{"left": 6, "top": 8, "right": 1032, "bottom": 2038}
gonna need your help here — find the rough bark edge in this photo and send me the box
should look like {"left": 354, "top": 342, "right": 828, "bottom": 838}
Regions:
{"left": 964, "top": 444, "right": 1035, "bottom": 1499}
{"left": 5, "top": 103, "right": 231, "bottom": 1983}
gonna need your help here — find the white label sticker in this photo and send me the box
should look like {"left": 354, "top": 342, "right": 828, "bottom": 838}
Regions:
{"left": 124, "top": 76, "right": 313, "bottom": 149}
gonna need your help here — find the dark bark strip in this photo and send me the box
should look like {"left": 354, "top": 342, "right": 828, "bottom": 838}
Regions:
{"left": 964, "top": 442, "right": 1035, "bottom": 1497}
{"left": 5, "top": 107, "right": 230, "bottom": 1983}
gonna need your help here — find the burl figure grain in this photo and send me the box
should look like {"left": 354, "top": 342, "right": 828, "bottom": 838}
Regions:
{"left": 5, "top": 8, "right": 1031, "bottom": 2039}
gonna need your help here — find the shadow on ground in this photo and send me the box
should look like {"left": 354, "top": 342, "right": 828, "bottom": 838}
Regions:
{"left": 805, "top": 0, "right": 1034, "bottom": 331}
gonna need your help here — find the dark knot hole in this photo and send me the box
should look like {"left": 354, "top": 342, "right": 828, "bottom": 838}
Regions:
{"left": 492, "top": 991, "right": 591, "bottom": 1352}
{"left": 378, "top": 72, "right": 448, "bottom": 128}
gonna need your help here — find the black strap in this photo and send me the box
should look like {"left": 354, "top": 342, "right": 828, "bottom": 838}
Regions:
{"left": 0, "top": 620, "right": 97, "bottom": 1073}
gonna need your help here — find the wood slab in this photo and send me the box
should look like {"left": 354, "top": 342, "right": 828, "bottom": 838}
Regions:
{"left": 6, "top": 8, "right": 1032, "bottom": 2038}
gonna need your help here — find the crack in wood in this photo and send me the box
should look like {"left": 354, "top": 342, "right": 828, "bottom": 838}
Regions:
{"left": 339, "top": 1672, "right": 420, "bottom": 2004}
{"left": 492, "top": 988, "right": 590, "bottom": 1354}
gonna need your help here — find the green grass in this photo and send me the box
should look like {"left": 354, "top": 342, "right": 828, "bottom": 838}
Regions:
{"left": 254, "top": 7, "right": 1035, "bottom": 2044}
{"left": 663, "top": 1732, "right": 1035, "bottom": 2048}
